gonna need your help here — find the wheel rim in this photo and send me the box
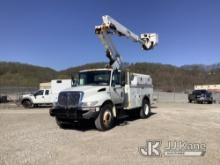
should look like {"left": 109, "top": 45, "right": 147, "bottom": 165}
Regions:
{"left": 103, "top": 110, "right": 112, "bottom": 127}
{"left": 144, "top": 104, "right": 149, "bottom": 116}
{"left": 24, "top": 101, "right": 31, "bottom": 108}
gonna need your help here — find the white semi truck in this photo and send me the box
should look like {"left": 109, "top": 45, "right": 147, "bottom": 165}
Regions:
{"left": 50, "top": 15, "right": 158, "bottom": 130}
{"left": 21, "top": 79, "right": 72, "bottom": 108}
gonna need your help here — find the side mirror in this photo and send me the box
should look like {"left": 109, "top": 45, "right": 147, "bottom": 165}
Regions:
{"left": 111, "top": 81, "right": 116, "bottom": 87}
{"left": 72, "top": 79, "right": 76, "bottom": 86}
{"left": 121, "top": 81, "right": 125, "bottom": 86}
{"left": 71, "top": 74, "right": 78, "bottom": 86}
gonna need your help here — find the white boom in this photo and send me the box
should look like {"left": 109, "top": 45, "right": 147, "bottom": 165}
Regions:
{"left": 95, "top": 15, "right": 158, "bottom": 70}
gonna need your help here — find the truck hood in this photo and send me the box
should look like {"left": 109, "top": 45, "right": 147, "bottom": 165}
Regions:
{"left": 22, "top": 94, "right": 33, "bottom": 98}
{"left": 62, "top": 85, "right": 109, "bottom": 93}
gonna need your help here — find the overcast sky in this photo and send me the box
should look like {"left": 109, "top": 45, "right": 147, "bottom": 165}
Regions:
{"left": 0, "top": 0, "right": 219, "bottom": 70}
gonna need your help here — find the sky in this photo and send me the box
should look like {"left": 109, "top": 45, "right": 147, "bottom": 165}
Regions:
{"left": 0, "top": 0, "right": 219, "bottom": 70}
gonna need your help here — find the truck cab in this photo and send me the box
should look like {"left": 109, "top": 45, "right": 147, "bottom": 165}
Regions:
{"left": 50, "top": 68, "right": 153, "bottom": 131}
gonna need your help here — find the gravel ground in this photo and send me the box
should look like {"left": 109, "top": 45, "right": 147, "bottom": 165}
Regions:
{"left": 0, "top": 102, "right": 219, "bottom": 165}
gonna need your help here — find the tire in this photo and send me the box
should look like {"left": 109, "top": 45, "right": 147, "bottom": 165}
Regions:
{"left": 208, "top": 101, "right": 213, "bottom": 104}
{"left": 95, "top": 103, "right": 115, "bottom": 131}
{"left": 140, "top": 99, "right": 151, "bottom": 118}
{"left": 22, "top": 99, "right": 33, "bottom": 108}
{"left": 189, "top": 99, "right": 192, "bottom": 103}
{"left": 56, "top": 117, "right": 71, "bottom": 129}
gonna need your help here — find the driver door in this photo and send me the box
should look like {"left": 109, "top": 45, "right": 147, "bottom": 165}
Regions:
{"left": 34, "top": 90, "right": 45, "bottom": 103}
{"left": 110, "top": 70, "right": 124, "bottom": 105}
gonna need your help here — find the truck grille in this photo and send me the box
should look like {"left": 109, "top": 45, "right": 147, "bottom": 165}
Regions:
{"left": 58, "top": 91, "right": 82, "bottom": 108}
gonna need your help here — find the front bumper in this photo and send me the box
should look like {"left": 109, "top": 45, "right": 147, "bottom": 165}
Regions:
{"left": 197, "top": 97, "right": 213, "bottom": 102}
{"left": 49, "top": 106, "right": 99, "bottom": 120}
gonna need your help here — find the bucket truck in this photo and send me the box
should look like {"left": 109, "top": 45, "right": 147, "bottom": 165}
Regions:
{"left": 95, "top": 15, "right": 158, "bottom": 70}
{"left": 50, "top": 15, "right": 158, "bottom": 131}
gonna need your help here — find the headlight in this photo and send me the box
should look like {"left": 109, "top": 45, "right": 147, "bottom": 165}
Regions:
{"left": 81, "top": 101, "right": 98, "bottom": 107}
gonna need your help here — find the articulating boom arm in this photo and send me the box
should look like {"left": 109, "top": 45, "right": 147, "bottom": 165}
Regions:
{"left": 95, "top": 15, "right": 158, "bottom": 70}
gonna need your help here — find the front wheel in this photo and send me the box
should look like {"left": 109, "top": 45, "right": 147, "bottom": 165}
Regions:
{"left": 22, "top": 100, "right": 33, "bottom": 108}
{"left": 140, "top": 99, "right": 151, "bottom": 118}
{"left": 95, "top": 103, "right": 115, "bottom": 131}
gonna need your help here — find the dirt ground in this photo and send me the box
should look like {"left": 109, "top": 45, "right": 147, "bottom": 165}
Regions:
{"left": 0, "top": 102, "right": 219, "bottom": 165}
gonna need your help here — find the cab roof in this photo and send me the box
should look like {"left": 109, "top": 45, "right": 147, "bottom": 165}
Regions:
{"left": 79, "top": 68, "right": 114, "bottom": 72}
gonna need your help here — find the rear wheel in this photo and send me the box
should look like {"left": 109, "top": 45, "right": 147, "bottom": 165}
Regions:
{"left": 140, "top": 99, "right": 151, "bottom": 118}
{"left": 22, "top": 100, "right": 33, "bottom": 108}
{"left": 95, "top": 103, "right": 115, "bottom": 131}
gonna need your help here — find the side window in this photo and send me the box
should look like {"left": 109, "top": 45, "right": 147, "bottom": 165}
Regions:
{"left": 79, "top": 74, "right": 86, "bottom": 85}
{"left": 112, "top": 71, "right": 121, "bottom": 86}
{"left": 35, "top": 90, "right": 44, "bottom": 96}
{"left": 57, "top": 80, "right": 62, "bottom": 83}
{"left": 193, "top": 90, "right": 199, "bottom": 95}
{"left": 45, "top": 90, "right": 50, "bottom": 95}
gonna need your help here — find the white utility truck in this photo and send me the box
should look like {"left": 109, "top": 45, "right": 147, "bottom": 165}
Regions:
{"left": 21, "top": 79, "right": 72, "bottom": 108}
{"left": 50, "top": 15, "right": 158, "bottom": 130}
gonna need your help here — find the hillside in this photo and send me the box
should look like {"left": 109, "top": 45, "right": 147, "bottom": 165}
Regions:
{"left": 0, "top": 61, "right": 220, "bottom": 91}
{"left": 127, "top": 63, "right": 220, "bottom": 91}
{"left": 181, "top": 63, "right": 220, "bottom": 71}
{"left": 0, "top": 62, "right": 58, "bottom": 87}
{"left": 60, "top": 62, "right": 220, "bottom": 92}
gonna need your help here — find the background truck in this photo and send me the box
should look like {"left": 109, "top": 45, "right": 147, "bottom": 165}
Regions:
{"left": 21, "top": 79, "right": 72, "bottom": 108}
{"left": 50, "top": 68, "right": 153, "bottom": 130}
{"left": 188, "top": 89, "right": 213, "bottom": 104}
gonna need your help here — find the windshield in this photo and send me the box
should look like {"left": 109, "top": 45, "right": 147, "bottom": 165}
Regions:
{"left": 79, "top": 70, "right": 111, "bottom": 86}
{"left": 192, "top": 90, "right": 211, "bottom": 96}
{"left": 193, "top": 90, "right": 206, "bottom": 94}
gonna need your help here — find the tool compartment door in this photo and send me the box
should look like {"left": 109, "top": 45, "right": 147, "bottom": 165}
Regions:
{"left": 125, "top": 73, "right": 153, "bottom": 109}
